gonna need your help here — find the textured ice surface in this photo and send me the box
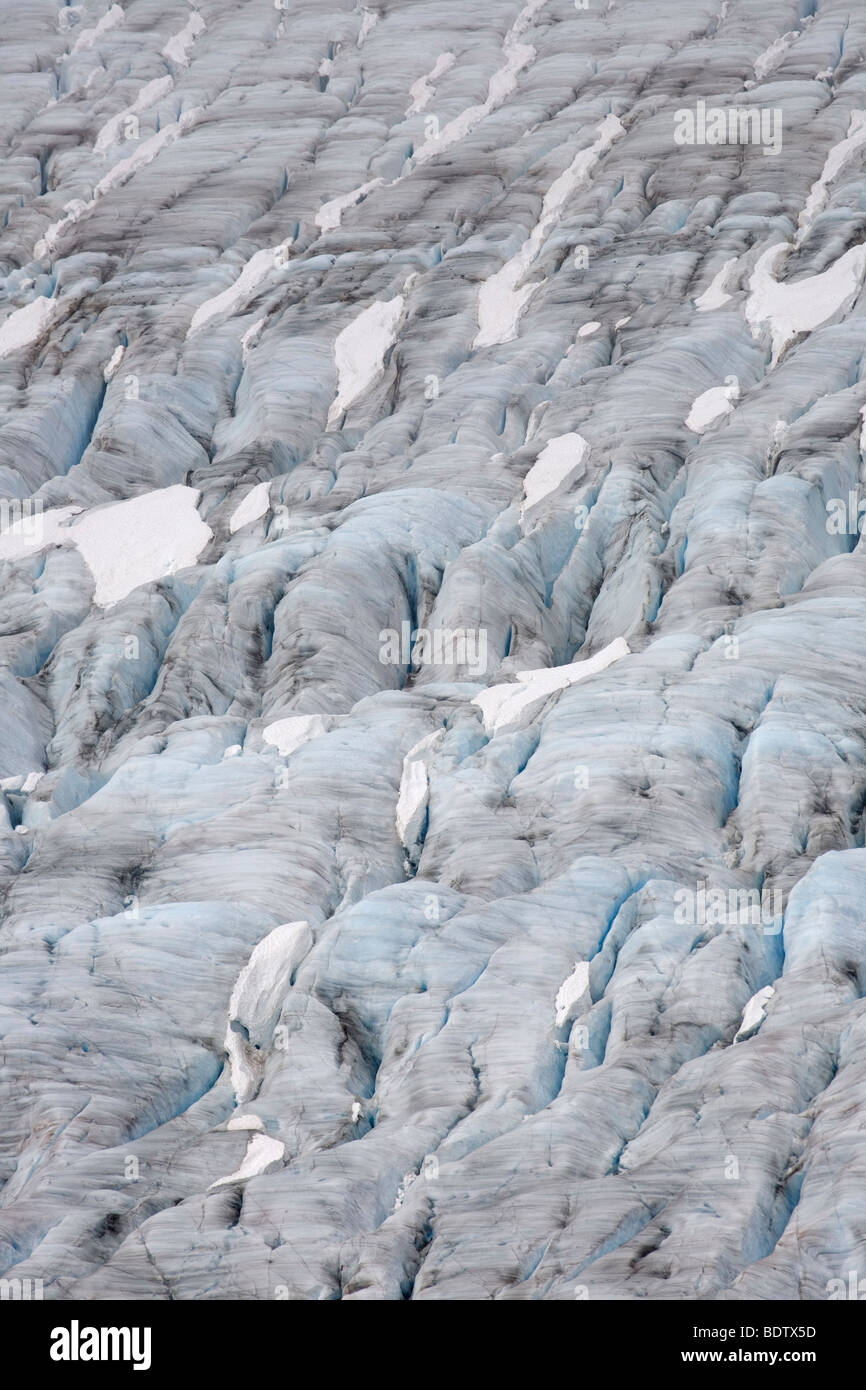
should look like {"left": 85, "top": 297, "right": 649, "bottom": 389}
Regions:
{"left": 1, "top": 0, "right": 866, "bottom": 1304}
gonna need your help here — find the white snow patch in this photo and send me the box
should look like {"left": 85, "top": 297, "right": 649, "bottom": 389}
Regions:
{"left": 555, "top": 961, "right": 590, "bottom": 1027}
{"left": 93, "top": 75, "right": 174, "bottom": 153}
{"left": 473, "top": 636, "right": 630, "bottom": 734}
{"left": 226, "top": 920, "right": 313, "bottom": 1102}
{"left": 414, "top": 47, "right": 531, "bottom": 163}
{"left": 103, "top": 344, "right": 124, "bottom": 379}
{"left": 406, "top": 51, "right": 455, "bottom": 114}
{"left": 208, "top": 1133, "right": 285, "bottom": 1189}
{"left": 507, "top": 0, "right": 549, "bottom": 44}
{"left": 685, "top": 378, "right": 739, "bottom": 433}
{"left": 615, "top": 315, "right": 631, "bottom": 328}
{"left": 241, "top": 317, "right": 266, "bottom": 360}
{"left": 695, "top": 258, "right": 736, "bottom": 311}
{"left": 227, "top": 1112, "right": 264, "bottom": 1131}
{"left": 327, "top": 296, "right": 404, "bottom": 425}
{"left": 753, "top": 30, "right": 796, "bottom": 80}
{"left": 474, "top": 115, "right": 624, "bottom": 346}
{"left": 413, "top": 2, "right": 547, "bottom": 168}
{"left": 521, "top": 432, "right": 589, "bottom": 516}
{"left": 35, "top": 201, "right": 89, "bottom": 258}
{"left": 223, "top": 744, "right": 242, "bottom": 759}
{"left": 0, "top": 771, "right": 44, "bottom": 793}
{"left": 798, "top": 111, "right": 866, "bottom": 242}
{"left": 188, "top": 242, "right": 290, "bottom": 336}
{"left": 315, "top": 179, "right": 383, "bottom": 233}
{"left": 0, "top": 296, "right": 59, "bottom": 357}
{"left": 262, "top": 714, "right": 327, "bottom": 758}
{"left": 229, "top": 481, "right": 270, "bottom": 533}
{"left": 396, "top": 730, "right": 443, "bottom": 852}
{"left": 71, "top": 3, "right": 123, "bottom": 52}
{"left": 357, "top": 8, "right": 378, "bottom": 46}
{"left": 734, "top": 985, "right": 774, "bottom": 1042}
{"left": 162, "top": 10, "right": 205, "bottom": 67}
{"left": 577, "top": 320, "right": 601, "bottom": 337}
{"left": 97, "top": 106, "right": 202, "bottom": 196}
{"left": 0, "top": 489, "right": 209, "bottom": 605}
{"left": 36, "top": 107, "right": 203, "bottom": 258}
{"left": 71, "top": 485, "right": 211, "bottom": 606}
{"left": 745, "top": 241, "right": 866, "bottom": 364}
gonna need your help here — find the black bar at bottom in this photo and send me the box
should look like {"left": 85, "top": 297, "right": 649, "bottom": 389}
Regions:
{"left": 0, "top": 1295, "right": 857, "bottom": 1377}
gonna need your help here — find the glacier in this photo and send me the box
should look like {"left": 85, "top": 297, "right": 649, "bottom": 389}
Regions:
{"left": 0, "top": 0, "right": 865, "bottom": 1306}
